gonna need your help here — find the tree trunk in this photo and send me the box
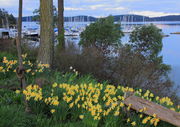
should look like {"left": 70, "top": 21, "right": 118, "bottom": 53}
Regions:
{"left": 58, "top": 0, "right": 65, "bottom": 49}
{"left": 38, "top": 0, "right": 54, "bottom": 66}
{"left": 17, "top": 0, "right": 26, "bottom": 90}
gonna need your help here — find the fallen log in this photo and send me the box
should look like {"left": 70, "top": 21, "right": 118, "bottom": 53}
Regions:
{"left": 170, "top": 32, "right": 180, "bottom": 34}
{"left": 124, "top": 94, "right": 180, "bottom": 127}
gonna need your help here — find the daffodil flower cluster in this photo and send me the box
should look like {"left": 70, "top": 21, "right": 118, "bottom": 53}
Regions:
{"left": 23, "top": 85, "right": 43, "bottom": 101}
{"left": 0, "top": 57, "right": 17, "bottom": 72}
{"left": 0, "top": 55, "right": 50, "bottom": 76}
{"left": 135, "top": 89, "right": 177, "bottom": 109}
{"left": 17, "top": 83, "right": 180, "bottom": 127}
{"left": 142, "top": 114, "right": 160, "bottom": 126}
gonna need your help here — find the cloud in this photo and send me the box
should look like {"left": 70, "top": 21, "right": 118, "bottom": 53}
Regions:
{"left": 0, "top": 0, "right": 180, "bottom": 17}
{"left": 104, "top": 7, "right": 126, "bottom": 11}
{"left": 65, "top": 7, "right": 85, "bottom": 11}
{"left": 131, "top": 11, "right": 180, "bottom": 17}
{"left": 89, "top": 4, "right": 106, "bottom": 10}
{"left": 0, "top": 0, "right": 17, "bottom": 7}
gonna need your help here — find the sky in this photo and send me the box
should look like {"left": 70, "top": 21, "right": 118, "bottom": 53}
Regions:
{"left": 0, "top": 0, "right": 180, "bottom": 17}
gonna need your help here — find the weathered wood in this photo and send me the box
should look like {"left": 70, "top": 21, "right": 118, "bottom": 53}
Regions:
{"left": 17, "top": 0, "right": 26, "bottom": 90}
{"left": 124, "top": 95, "right": 180, "bottom": 127}
{"left": 17, "top": 0, "right": 31, "bottom": 113}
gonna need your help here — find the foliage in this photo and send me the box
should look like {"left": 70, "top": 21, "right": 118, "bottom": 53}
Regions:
{"left": 128, "top": 24, "right": 172, "bottom": 96}
{"left": 129, "top": 24, "right": 163, "bottom": 59}
{"left": 19, "top": 81, "right": 179, "bottom": 127}
{"left": 0, "top": 42, "right": 179, "bottom": 127}
{"left": 109, "top": 45, "right": 173, "bottom": 96}
{"left": 54, "top": 43, "right": 176, "bottom": 99}
{"left": 0, "top": 54, "right": 50, "bottom": 88}
{"left": 0, "top": 89, "right": 22, "bottom": 105}
{"left": 0, "top": 55, "right": 179, "bottom": 126}
{"left": 0, "top": 52, "right": 17, "bottom": 60}
{"left": 79, "top": 16, "right": 124, "bottom": 54}
{"left": 0, "top": 105, "right": 36, "bottom": 127}
{"left": 55, "top": 43, "right": 106, "bottom": 81}
{"left": 0, "top": 8, "right": 16, "bottom": 27}
{"left": 0, "top": 89, "right": 35, "bottom": 127}
{"left": 57, "top": 28, "right": 65, "bottom": 50}
{"left": 33, "top": 6, "right": 58, "bottom": 26}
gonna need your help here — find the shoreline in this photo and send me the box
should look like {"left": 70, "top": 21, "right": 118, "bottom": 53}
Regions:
{"left": 170, "top": 32, "right": 180, "bottom": 34}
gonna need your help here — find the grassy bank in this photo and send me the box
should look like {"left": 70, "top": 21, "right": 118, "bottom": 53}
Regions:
{"left": 0, "top": 54, "right": 179, "bottom": 127}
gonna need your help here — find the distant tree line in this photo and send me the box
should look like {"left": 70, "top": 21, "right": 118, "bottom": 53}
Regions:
{"left": 0, "top": 8, "right": 16, "bottom": 28}
{"left": 27, "top": 14, "right": 180, "bottom": 22}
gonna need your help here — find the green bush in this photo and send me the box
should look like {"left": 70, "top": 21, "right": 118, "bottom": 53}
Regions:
{"left": 79, "top": 16, "right": 124, "bottom": 54}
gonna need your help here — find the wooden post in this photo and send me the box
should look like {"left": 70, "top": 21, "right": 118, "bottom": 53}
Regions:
{"left": 17, "top": 0, "right": 26, "bottom": 90}
{"left": 17, "top": 0, "right": 30, "bottom": 112}
{"left": 124, "top": 94, "right": 180, "bottom": 127}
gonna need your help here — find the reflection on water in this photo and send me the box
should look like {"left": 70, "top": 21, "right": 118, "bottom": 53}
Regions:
{"left": 161, "top": 24, "right": 180, "bottom": 92}
{"left": 23, "top": 21, "right": 180, "bottom": 91}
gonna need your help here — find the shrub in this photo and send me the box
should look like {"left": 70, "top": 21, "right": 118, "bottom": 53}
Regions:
{"left": 129, "top": 24, "right": 163, "bottom": 59}
{"left": 54, "top": 44, "right": 178, "bottom": 99}
{"left": 79, "top": 16, "right": 124, "bottom": 54}
{"left": 0, "top": 54, "right": 50, "bottom": 89}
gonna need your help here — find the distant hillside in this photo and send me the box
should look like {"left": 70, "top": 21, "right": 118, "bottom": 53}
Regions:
{"left": 112, "top": 15, "right": 180, "bottom": 22}
{"left": 22, "top": 15, "right": 180, "bottom": 22}
{"left": 114, "top": 15, "right": 149, "bottom": 22}
{"left": 22, "top": 16, "right": 34, "bottom": 22}
{"left": 64, "top": 15, "right": 97, "bottom": 22}
{"left": 150, "top": 15, "right": 180, "bottom": 21}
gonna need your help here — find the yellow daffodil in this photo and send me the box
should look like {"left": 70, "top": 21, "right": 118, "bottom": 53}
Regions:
{"left": 52, "top": 83, "right": 58, "bottom": 88}
{"left": 139, "top": 114, "right": 143, "bottom": 118}
{"left": 50, "top": 109, "right": 56, "bottom": 114}
{"left": 15, "top": 90, "right": 20, "bottom": 94}
{"left": 131, "top": 121, "right": 136, "bottom": 126}
{"left": 127, "top": 118, "right": 130, "bottom": 123}
{"left": 79, "top": 115, "right": 84, "bottom": 119}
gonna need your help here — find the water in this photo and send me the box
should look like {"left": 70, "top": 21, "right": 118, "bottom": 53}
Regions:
{"left": 160, "top": 24, "right": 180, "bottom": 88}
{"left": 22, "top": 21, "right": 180, "bottom": 91}
{"left": 22, "top": 22, "right": 39, "bottom": 29}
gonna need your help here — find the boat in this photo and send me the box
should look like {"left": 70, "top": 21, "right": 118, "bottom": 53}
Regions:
{"left": 0, "top": 28, "right": 10, "bottom": 39}
{"left": 9, "top": 29, "right": 18, "bottom": 38}
{"left": 24, "top": 28, "right": 40, "bottom": 37}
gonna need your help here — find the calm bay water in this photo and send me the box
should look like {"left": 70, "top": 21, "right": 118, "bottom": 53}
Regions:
{"left": 23, "top": 21, "right": 180, "bottom": 91}
{"left": 160, "top": 23, "right": 180, "bottom": 89}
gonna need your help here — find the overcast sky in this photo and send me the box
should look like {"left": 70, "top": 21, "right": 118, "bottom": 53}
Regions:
{"left": 0, "top": 0, "right": 180, "bottom": 17}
